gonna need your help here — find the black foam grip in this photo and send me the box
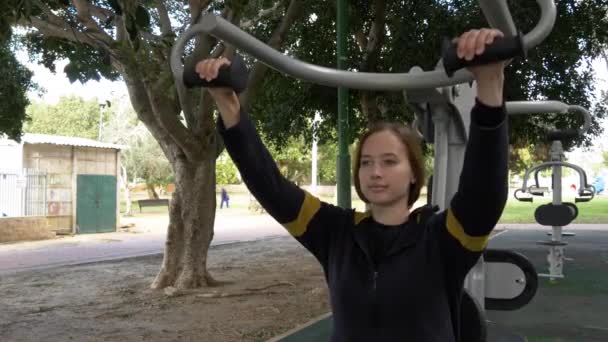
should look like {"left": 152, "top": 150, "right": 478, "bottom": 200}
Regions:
{"left": 442, "top": 33, "right": 525, "bottom": 77}
{"left": 183, "top": 54, "right": 248, "bottom": 93}
{"left": 514, "top": 189, "right": 533, "bottom": 202}
{"left": 546, "top": 129, "right": 579, "bottom": 142}
{"left": 534, "top": 203, "right": 577, "bottom": 226}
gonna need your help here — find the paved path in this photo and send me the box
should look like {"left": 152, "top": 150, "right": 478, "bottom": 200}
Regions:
{"left": 1, "top": 211, "right": 606, "bottom": 274}
{"left": 0, "top": 211, "right": 287, "bottom": 274}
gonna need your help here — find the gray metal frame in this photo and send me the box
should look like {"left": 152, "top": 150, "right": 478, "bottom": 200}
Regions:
{"left": 171, "top": 0, "right": 556, "bottom": 91}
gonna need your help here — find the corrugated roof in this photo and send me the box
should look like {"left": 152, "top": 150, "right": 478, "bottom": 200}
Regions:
{"left": 20, "top": 133, "right": 126, "bottom": 150}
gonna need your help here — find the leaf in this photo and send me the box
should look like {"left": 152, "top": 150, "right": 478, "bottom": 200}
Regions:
{"left": 63, "top": 62, "right": 79, "bottom": 83}
{"left": 107, "top": 0, "right": 122, "bottom": 15}
{"left": 135, "top": 6, "right": 151, "bottom": 30}
{"left": 125, "top": 14, "right": 138, "bottom": 41}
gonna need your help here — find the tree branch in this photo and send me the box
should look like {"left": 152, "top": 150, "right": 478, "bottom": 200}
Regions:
{"left": 358, "top": 0, "right": 386, "bottom": 123}
{"left": 190, "top": 0, "right": 214, "bottom": 25}
{"left": 22, "top": 17, "right": 96, "bottom": 45}
{"left": 361, "top": 0, "right": 386, "bottom": 72}
{"left": 157, "top": 0, "right": 172, "bottom": 36}
{"left": 241, "top": 0, "right": 303, "bottom": 110}
{"left": 355, "top": 30, "right": 367, "bottom": 52}
{"left": 146, "top": 84, "right": 203, "bottom": 161}
{"left": 241, "top": 1, "right": 283, "bottom": 29}
{"left": 70, "top": 0, "right": 114, "bottom": 45}
{"left": 85, "top": 2, "right": 114, "bottom": 23}
{"left": 123, "top": 75, "right": 177, "bottom": 162}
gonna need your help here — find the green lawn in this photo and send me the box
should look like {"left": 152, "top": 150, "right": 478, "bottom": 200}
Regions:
{"left": 120, "top": 190, "right": 607, "bottom": 224}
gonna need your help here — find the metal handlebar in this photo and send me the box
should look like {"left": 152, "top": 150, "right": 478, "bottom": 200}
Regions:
{"left": 506, "top": 102, "right": 592, "bottom": 136}
{"left": 521, "top": 161, "right": 590, "bottom": 194}
{"left": 170, "top": 0, "right": 556, "bottom": 91}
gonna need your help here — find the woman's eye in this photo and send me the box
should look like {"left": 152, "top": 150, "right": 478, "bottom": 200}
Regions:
{"left": 360, "top": 160, "right": 371, "bottom": 166}
{"left": 383, "top": 159, "right": 397, "bottom": 165}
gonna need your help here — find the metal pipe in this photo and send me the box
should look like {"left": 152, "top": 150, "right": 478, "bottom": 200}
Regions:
{"left": 523, "top": 0, "right": 557, "bottom": 49}
{"left": 171, "top": 0, "right": 556, "bottom": 91}
{"left": 506, "top": 101, "right": 569, "bottom": 115}
{"left": 478, "top": 0, "right": 517, "bottom": 37}
{"left": 568, "top": 105, "right": 592, "bottom": 135}
{"left": 506, "top": 102, "right": 592, "bottom": 135}
{"left": 522, "top": 161, "right": 588, "bottom": 192}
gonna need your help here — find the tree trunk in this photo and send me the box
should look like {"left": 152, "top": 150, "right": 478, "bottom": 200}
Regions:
{"left": 119, "top": 165, "right": 133, "bottom": 217}
{"left": 151, "top": 157, "right": 218, "bottom": 289}
{"left": 146, "top": 183, "right": 160, "bottom": 199}
{"left": 124, "top": 188, "right": 133, "bottom": 217}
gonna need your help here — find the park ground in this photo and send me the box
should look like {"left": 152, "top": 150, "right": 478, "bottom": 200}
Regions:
{"left": 0, "top": 191, "right": 607, "bottom": 341}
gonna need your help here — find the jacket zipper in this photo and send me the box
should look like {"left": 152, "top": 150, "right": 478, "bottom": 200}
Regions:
{"left": 371, "top": 267, "right": 380, "bottom": 336}
{"left": 373, "top": 270, "right": 378, "bottom": 291}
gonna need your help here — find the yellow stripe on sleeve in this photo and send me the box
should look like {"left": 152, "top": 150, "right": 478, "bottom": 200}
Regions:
{"left": 283, "top": 191, "right": 321, "bottom": 237}
{"left": 354, "top": 211, "right": 371, "bottom": 225}
{"left": 446, "top": 208, "right": 490, "bottom": 252}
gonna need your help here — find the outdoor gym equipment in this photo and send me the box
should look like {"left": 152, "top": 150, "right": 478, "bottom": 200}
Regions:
{"left": 171, "top": 0, "right": 557, "bottom": 91}
{"left": 170, "top": 0, "right": 559, "bottom": 340}
{"left": 513, "top": 105, "right": 594, "bottom": 281}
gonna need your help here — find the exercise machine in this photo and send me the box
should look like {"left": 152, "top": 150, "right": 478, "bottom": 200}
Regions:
{"left": 170, "top": 0, "right": 562, "bottom": 340}
{"left": 513, "top": 106, "right": 594, "bottom": 281}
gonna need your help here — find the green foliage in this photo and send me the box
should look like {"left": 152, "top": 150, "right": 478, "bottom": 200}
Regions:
{"left": 268, "top": 136, "right": 312, "bottom": 185}
{"left": 216, "top": 151, "right": 240, "bottom": 185}
{"left": 124, "top": 132, "right": 173, "bottom": 189}
{"left": 603, "top": 151, "right": 608, "bottom": 168}
{"left": 24, "top": 96, "right": 108, "bottom": 139}
{"left": 26, "top": 35, "right": 119, "bottom": 84}
{"left": 318, "top": 142, "right": 339, "bottom": 185}
{"left": 248, "top": 0, "right": 608, "bottom": 165}
{"left": 0, "top": 41, "right": 35, "bottom": 141}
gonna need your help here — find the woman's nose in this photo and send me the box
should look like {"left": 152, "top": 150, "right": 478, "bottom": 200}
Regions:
{"left": 371, "top": 164, "right": 382, "bottom": 178}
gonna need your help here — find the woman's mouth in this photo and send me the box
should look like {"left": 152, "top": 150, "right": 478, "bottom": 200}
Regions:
{"left": 368, "top": 185, "right": 388, "bottom": 192}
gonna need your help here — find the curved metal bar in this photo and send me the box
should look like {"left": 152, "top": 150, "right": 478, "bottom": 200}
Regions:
{"left": 567, "top": 105, "right": 592, "bottom": 135}
{"left": 506, "top": 102, "right": 592, "bottom": 135}
{"left": 521, "top": 161, "right": 588, "bottom": 192}
{"left": 506, "top": 101, "right": 569, "bottom": 115}
{"left": 479, "top": 0, "right": 517, "bottom": 37}
{"left": 522, "top": 0, "right": 557, "bottom": 48}
{"left": 170, "top": 0, "right": 556, "bottom": 91}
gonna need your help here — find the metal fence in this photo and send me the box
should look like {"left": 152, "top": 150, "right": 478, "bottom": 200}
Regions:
{"left": 0, "top": 169, "right": 48, "bottom": 217}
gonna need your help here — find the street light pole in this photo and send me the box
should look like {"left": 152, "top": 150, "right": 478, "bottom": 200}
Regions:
{"left": 337, "top": 0, "right": 351, "bottom": 208}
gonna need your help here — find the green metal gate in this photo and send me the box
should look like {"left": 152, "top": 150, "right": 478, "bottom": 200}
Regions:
{"left": 76, "top": 175, "right": 117, "bottom": 234}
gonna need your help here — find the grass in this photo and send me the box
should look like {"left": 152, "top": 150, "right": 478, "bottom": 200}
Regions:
{"left": 119, "top": 190, "right": 607, "bottom": 224}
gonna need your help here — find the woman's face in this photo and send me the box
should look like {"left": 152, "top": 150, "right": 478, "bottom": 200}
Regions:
{"left": 358, "top": 130, "right": 415, "bottom": 207}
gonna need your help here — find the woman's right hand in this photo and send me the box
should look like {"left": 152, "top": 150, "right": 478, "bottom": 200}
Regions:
{"left": 195, "top": 57, "right": 241, "bottom": 128}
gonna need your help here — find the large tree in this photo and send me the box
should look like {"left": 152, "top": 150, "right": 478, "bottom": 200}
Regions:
{"left": 9, "top": 0, "right": 303, "bottom": 289}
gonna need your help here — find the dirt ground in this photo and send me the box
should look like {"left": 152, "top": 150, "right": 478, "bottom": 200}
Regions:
{"left": 0, "top": 236, "right": 330, "bottom": 342}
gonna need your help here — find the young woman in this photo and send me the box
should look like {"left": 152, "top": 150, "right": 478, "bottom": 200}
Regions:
{"left": 197, "top": 28, "right": 509, "bottom": 342}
